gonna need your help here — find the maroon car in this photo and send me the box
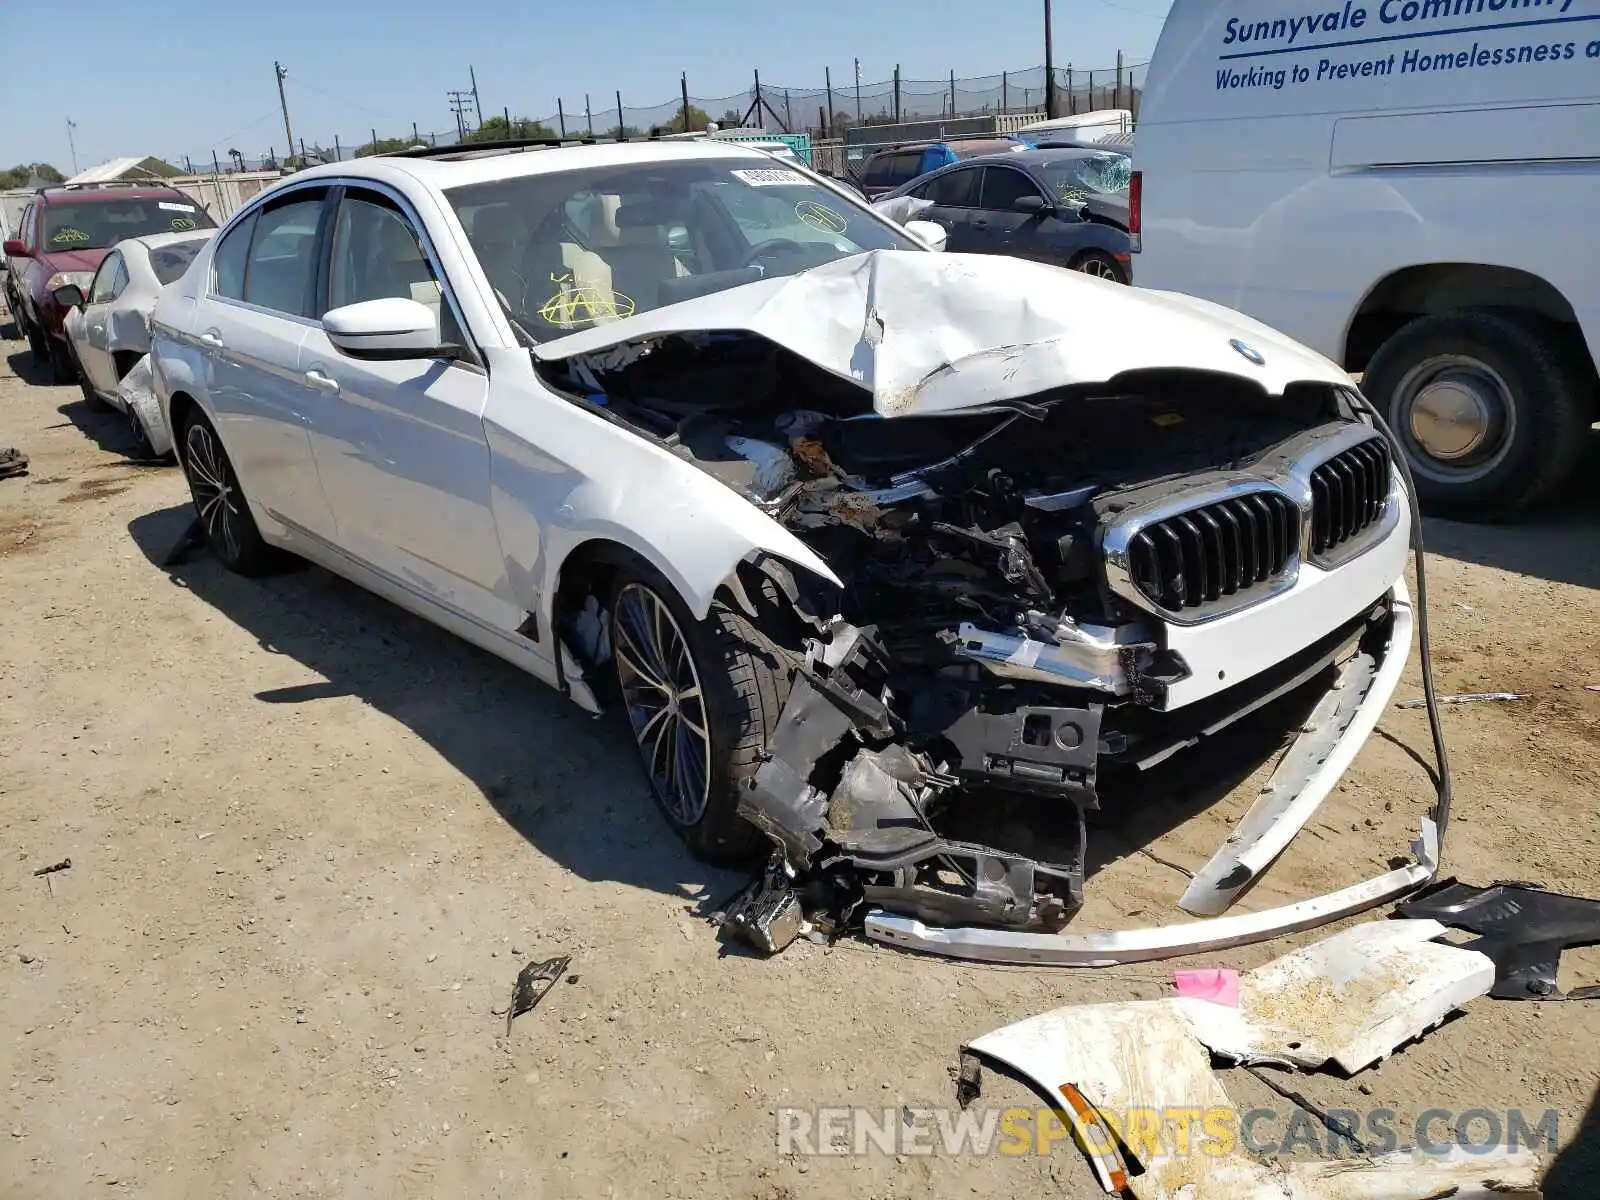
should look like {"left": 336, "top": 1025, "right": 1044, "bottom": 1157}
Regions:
{"left": 4, "top": 183, "right": 217, "bottom": 382}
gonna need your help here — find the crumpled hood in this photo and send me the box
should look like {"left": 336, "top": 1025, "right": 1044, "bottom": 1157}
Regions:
{"left": 533, "top": 250, "right": 1352, "bottom": 416}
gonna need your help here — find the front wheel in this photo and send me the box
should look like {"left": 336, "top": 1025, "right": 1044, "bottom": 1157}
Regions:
{"left": 610, "top": 563, "right": 789, "bottom": 864}
{"left": 1363, "top": 310, "right": 1593, "bottom": 520}
{"left": 178, "top": 410, "right": 289, "bottom": 576}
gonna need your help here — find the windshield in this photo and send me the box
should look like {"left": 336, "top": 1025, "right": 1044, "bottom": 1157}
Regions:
{"left": 149, "top": 238, "right": 208, "bottom": 285}
{"left": 41, "top": 198, "right": 216, "bottom": 253}
{"left": 446, "top": 158, "right": 913, "bottom": 340}
{"left": 1037, "top": 153, "right": 1132, "bottom": 202}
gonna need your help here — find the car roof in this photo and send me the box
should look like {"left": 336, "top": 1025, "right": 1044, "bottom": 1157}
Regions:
{"left": 37, "top": 184, "right": 194, "bottom": 205}
{"left": 283, "top": 139, "right": 784, "bottom": 194}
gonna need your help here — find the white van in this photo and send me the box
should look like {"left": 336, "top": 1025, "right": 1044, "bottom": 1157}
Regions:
{"left": 1132, "top": 0, "right": 1599, "bottom": 517}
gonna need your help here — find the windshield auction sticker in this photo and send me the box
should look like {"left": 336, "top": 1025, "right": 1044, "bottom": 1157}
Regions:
{"left": 49, "top": 228, "right": 90, "bottom": 245}
{"left": 732, "top": 168, "right": 805, "bottom": 186}
{"left": 1213, "top": 0, "right": 1598, "bottom": 94}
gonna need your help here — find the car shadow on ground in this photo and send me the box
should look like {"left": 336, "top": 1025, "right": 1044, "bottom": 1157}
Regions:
{"left": 1421, "top": 428, "right": 1600, "bottom": 591}
{"left": 125, "top": 503, "right": 1344, "bottom": 923}
{"left": 125, "top": 503, "right": 748, "bottom": 912}
{"left": 54, "top": 396, "right": 166, "bottom": 462}
{"left": 1545, "top": 1081, "right": 1600, "bottom": 1198}
{"left": 5, "top": 345, "right": 55, "bottom": 387}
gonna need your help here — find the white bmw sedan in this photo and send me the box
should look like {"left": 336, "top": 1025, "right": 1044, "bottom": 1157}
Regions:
{"left": 150, "top": 139, "right": 1422, "bottom": 944}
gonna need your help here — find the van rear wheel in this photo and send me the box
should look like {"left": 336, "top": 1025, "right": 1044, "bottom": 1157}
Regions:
{"left": 1363, "top": 310, "right": 1592, "bottom": 521}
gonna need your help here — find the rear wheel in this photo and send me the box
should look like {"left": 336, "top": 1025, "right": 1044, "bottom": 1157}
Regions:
{"left": 1072, "top": 250, "right": 1125, "bottom": 284}
{"left": 24, "top": 315, "right": 47, "bottom": 364}
{"left": 1362, "top": 310, "right": 1593, "bottom": 520}
{"left": 610, "top": 562, "right": 789, "bottom": 863}
{"left": 178, "top": 410, "right": 288, "bottom": 576}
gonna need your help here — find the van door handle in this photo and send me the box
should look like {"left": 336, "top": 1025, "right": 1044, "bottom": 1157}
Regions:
{"left": 304, "top": 369, "right": 339, "bottom": 394}
{"left": 198, "top": 330, "right": 224, "bottom": 349}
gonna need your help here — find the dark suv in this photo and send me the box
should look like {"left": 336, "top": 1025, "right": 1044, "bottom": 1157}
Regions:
{"left": 4, "top": 182, "right": 217, "bottom": 382}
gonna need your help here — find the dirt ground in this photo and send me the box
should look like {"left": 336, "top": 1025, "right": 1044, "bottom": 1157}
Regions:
{"left": 2, "top": 327, "right": 1597, "bottom": 1199}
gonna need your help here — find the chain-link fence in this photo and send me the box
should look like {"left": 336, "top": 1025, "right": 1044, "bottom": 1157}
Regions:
{"left": 174, "top": 59, "right": 1148, "bottom": 174}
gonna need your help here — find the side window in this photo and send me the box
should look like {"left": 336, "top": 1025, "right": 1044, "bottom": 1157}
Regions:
{"left": 861, "top": 156, "right": 892, "bottom": 188}
{"left": 979, "top": 167, "right": 1045, "bottom": 211}
{"left": 889, "top": 152, "right": 925, "bottom": 186}
{"left": 89, "top": 252, "right": 123, "bottom": 304}
{"left": 211, "top": 211, "right": 257, "bottom": 301}
{"left": 18, "top": 204, "right": 35, "bottom": 248}
{"left": 917, "top": 168, "right": 979, "bottom": 207}
{"left": 243, "top": 196, "right": 326, "bottom": 317}
{"left": 110, "top": 257, "right": 130, "bottom": 300}
{"left": 326, "top": 191, "right": 462, "bottom": 343}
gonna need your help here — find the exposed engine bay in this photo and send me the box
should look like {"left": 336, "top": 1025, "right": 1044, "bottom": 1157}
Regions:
{"left": 542, "top": 332, "right": 1404, "bottom": 951}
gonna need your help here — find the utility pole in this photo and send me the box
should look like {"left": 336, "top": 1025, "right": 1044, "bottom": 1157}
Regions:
{"left": 824, "top": 67, "right": 834, "bottom": 134}
{"left": 1043, "top": 0, "right": 1057, "bottom": 119}
{"left": 448, "top": 90, "right": 473, "bottom": 139}
{"left": 854, "top": 58, "right": 862, "bottom": 124}
{"left": 557, "top": 99, "right": 566, "bottom": 137}
{"left": 274, "top": 62, "right": 295, "bottom": 163}
{"left": 615, "top": 90, "right": 624, "bottom": 137}
{"left": 469, "top": 65, "right": 483, "bottom": 127}
{"left": 585, "top": 94, "right": 594, "bottom": 135}
{"left": 66, "top": 118, "right": 80, "bottom": 173}
{"left": 681, "top": 71, "right": 691, "bottom": 132}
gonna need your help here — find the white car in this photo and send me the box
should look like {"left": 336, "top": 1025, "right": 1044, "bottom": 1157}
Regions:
{"left": 149, "top": 140, "right": 1427, "bottom": 960}
{"left": 58, "top": 229, "right": 215, "bottom": 454}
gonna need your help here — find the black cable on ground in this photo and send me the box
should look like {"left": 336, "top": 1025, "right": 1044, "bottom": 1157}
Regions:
{"left": 1349, "top": 391, "right": 1454, "bottom": 855}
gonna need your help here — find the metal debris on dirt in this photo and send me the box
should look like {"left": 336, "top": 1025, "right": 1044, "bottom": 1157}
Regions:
{"left": 0, "top": 448, "right": 28, "bottom": 480}
{"left": 960, "top": 938, "right": 1542, "bottom": 1199}
{"left": 31, "top": 859, "right": 72, "bottom": 877}
{"left": 1395, "top": 691, "right": 1523, "bottom": 708}
{"left": 503, "top": 956, "right": 571, "bottom": 1036}
{"left": 1170, "top": 919, "right": 1495, "bottom": 1072}
{"left": 1399, "top": 878, "right": 1600, "bottom": 1001}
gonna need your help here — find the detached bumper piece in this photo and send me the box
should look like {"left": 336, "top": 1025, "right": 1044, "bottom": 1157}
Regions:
{"left": 729, "top": 584, "right": 1436, "bottom": 965}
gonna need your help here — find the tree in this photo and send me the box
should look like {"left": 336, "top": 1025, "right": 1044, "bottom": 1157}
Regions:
{"left": 666, "top": 104, "right": 711, "bottom": 134}
{"left": 355, "top": 136, "right": 415, "bottom": 157}
{"left": 0, "top": 162, "right": 64, "bottom": 188}
{"left": 605, "top": 125, "right": 643, "bottom": 141}
{"left": 719, "top": 109, "right": 744, "bottom": 127}
{"left": 461, "top": 115, "right": 556, "bottom": 144}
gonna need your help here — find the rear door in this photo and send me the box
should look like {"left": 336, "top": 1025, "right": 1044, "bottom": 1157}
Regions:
{"left": 199, "top": 185, "right": 339, "bottom": 538}
{"left": 908, "top": 166, "right": 982, "bottom": 251}
{"left": 78, "top": 251, "right": 128, "bottom": 395}
{"left": 299, "top": 184, "right": 513, "bottom": 630}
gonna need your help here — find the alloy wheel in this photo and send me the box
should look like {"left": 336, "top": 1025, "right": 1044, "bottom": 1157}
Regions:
{"left": 1077, "top": 255, "right": 1121, "bottom": 281}
{"left": 183, "top": 422, "right": 242, "bottom": 563}
{"left": 613, "top": 582, "right": 712, "bottom": 826}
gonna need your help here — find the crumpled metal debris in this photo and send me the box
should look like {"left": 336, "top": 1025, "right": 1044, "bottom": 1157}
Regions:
{"left": 1395, "top": 691, "right": 1522, "bottom": 708}
{"left": 504, "top": 956, "right": 571, "bottom": 1036}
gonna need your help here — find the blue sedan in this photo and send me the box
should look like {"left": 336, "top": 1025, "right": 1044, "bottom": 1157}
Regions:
{"left": 873, "top": 147, "right": 1134, "bottom": 283}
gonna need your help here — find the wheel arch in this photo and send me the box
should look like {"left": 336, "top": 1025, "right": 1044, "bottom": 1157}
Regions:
{"left": 1342, "top": 262, "right": 1591, "bottom": 377}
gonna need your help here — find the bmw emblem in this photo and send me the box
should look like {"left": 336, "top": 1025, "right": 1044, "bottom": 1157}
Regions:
{"left": 1230, "top": 339, "right": 1265, "bottom": 365}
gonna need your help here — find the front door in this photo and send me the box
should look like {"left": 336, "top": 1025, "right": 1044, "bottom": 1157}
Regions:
{"left": 78, "top": 250, "right": 127, "bottom": 395}
{"left": 300, "top": 185, "right": 515, "bottom": 632}
{"left": 199, "top": 187, "right": 339, "bottom": 539}
{"left": 969, "top": 166, "right": 1050, "bottom": 258}
{"left": 909, "top": 165, "right": 982, "bottom": 252}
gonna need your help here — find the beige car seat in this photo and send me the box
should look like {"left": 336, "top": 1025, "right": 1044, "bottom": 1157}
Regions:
{"left": 584, "top": 193, "right": 682, "bottom": 313}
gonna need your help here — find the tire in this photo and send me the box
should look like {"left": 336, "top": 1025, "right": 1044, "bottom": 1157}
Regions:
{"left": 609, "top": 561, "right": 791, "bottom": 864}
{"left": 1362, "top": 311, "right": 1593, "bottom": 520}
{"left": 46, "top": 335, "right": 77, "bottom": 384}
{"left": 177, "top": 409, "right": 288, "bottom": 576}
{"left": 65, "top": 341, "right": 101, "bottom": 405}
{"left": 24, "top": 315, "right": 48, "bottom": 364}
{"left": 1072, "top": 250, "right": 1125, "bottom": 284}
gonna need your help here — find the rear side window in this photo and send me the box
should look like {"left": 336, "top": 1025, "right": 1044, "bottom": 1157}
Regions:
{"left": 211, "top": 212, "right": 256, "bottom": 301}
{"left": 889, "top": 152, "right": 925, "bottom": 186}
{"left": 916, "top": 167, "right": 979, "bottom": 207}
{"left": 861, "top": 154, "right": 896, "bottom": 188}
{"left": 244, "top": 197, "right": 326, "bottom": 317}
{"left": 89, "top": 252, "right": 124, "bottom": 304}
{"left": 149, "top": 241, "right": 205, "bottom": 286}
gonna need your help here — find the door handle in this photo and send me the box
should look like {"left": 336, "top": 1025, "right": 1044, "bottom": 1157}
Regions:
{"left": 303, "top": 369, "right": 339, "bottom": 394}
{"left": 90, "top": 324, "right": 104, "bottom": 337}
{"left": 198, "top": 330, "right": 224, "bottom": 349}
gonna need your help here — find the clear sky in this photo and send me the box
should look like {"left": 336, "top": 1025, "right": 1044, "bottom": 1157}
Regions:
{"left": 3, "top": 0, "right": 1171, "bottom": 174}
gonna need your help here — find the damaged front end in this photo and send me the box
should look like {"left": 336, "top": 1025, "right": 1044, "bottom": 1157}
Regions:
{"left": 536, "top": 258, "right": 1421, "bottom": 960}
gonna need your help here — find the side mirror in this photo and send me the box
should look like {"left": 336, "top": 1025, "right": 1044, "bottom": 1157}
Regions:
{"left": 323, "top": 297, "right": 457, "bottom": 361}
{"left": 1013, "top": 195, "right": 1052, "bottom": 217}
{"left": 904, "top": 219, "right": 948, "bottom": 252}
{"left": 53, "top": 283, "right": 87, "bottom": 310}
{"left": 3, "top": 239, "right": 29, "bottom": 258}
